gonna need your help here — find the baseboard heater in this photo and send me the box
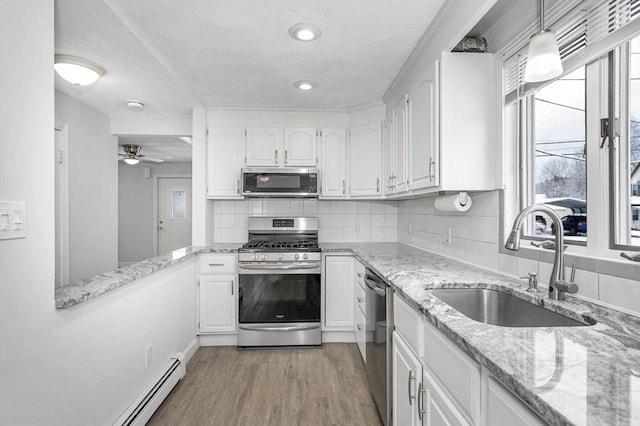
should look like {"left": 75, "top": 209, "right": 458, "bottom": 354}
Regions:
{"left": 114, "top": 353, "right": 186, "bottom": 426}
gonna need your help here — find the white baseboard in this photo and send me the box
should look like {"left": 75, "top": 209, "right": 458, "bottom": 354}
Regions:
{"left": 322, "top": 331, "right": 356, "bottom": 343}
{"left": 183, "top": 337, "right": 200, "bottom": 365}
{"left": 199, "top": 334, "right": 238, "bottom": 346}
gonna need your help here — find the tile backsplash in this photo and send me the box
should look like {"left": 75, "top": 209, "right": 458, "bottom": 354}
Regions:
{"left": 211, "top": 198, "right": 398, "bottom": 243}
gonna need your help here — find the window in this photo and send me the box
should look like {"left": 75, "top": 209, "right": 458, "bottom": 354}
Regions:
{"left": 502, "top": 0, "right": 640, "bottom": 256}
{"left": 172, "top": 190, "right": 186, "bottom": 219}
{"left": 530, "top": 67, "right": 587, "bottom": 240}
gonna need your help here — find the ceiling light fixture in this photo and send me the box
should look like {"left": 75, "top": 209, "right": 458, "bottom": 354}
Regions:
{"left": 126, "top": 100, "right": 145, "bottom": 112}
{"left": 524, "top": 0, "right": 563, "bottom": 83}
{"left": 54, "top": 54, "right": 105, "bottom": 86}
{"left": 289, "top": 23, "right": 322, "bottom": 42}
{"left": 123, "top": 157, "right": 139, "bottom": 165}
{"left": 293, "top": 80, "right": 317, "bottom": 91}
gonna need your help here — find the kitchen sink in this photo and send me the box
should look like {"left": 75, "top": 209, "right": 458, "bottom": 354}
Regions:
{"left": 427, "top": 288, "right": 593, "bottom": 327}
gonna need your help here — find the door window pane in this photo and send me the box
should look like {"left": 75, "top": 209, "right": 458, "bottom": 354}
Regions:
{"left": 172, "top": 191, "right": 186, "bottom": 219}
{"left": 531, "top": 67, "right": 587, "bottom": 240}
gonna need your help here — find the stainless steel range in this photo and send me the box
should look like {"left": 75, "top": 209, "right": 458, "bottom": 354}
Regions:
{"left": 237, "top": 217, "right": 321, "bottom": 348}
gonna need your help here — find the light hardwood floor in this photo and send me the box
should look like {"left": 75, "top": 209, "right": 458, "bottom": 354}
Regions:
{"left": 148, "top": 343, "right": 383, "bottom": 426}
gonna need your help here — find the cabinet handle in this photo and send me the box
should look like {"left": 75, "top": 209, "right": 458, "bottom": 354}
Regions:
{"left": 418, "top": 381, "right": 427, "bottom": 421}
{"left": 408, "top": 371, "right": 416, "bottom": 405}
{"left": 275, "top": 149, "right": 278, "bottom": 164}
{"left": 284, "top": 150, "right": 288, "bottom": 164}
{"left": 392, "top": 174, "right": 396, "bottom": 189}
{"left": 209, "top": 263, "right": 225, "bottom": 267}
{"left": 236, "top": 179, "right": 240, "bottom": 194}
{"left": 356, "top": 324, "right": 362, "bottom": 331}
{"left": 376, "top": 177, "right": 380, "bottom": 193}
{"left": 231, "top": 280, "right": 234, "bottom": 295}
{"left": 342, "top": 180, "right": 346, "bottom": 195}
{"left": 428, "top": 157, "right": 435, "bottom": 182}
{"left": 357, "top": 272, "right": 364, "bottom": 278}
{"left": 357, "top": 297, "right": 364, "bottom": 303}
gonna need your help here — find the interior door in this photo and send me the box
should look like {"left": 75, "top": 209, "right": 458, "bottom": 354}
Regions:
{"left": 158, "top": 177, "right": 192, "bottom": 254}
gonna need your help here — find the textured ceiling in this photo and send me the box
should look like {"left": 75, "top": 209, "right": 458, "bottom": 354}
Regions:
{"left": 54, "top": 0, "right": 445, "bottom": 119}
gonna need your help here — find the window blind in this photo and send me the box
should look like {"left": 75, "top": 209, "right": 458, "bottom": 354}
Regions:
{"left": 504, "top": 0, "right": 639, "bottom": 104}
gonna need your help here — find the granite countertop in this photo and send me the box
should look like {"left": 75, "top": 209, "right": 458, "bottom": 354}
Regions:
{"left": 55, "top": 244, "right": 241, "bottom": 309}
{"left": 323, "top": 243, "right": 640, "bottom": 426}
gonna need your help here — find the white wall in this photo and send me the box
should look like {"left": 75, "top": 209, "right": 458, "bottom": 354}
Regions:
{"left": 119, "top": 161, "right": 192, "bottom": 263}
{"left": 0, "top": 3, "right": 198, "bottom": 425}
{"left": 55, "top": 91, "right": 118, "bottom": 282}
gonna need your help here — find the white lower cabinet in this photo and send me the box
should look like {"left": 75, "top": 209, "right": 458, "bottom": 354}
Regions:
{"left": 393, "top": 331, "right": 423, "bottom": 426}
{"left": 393, "top": 294, "right": 542, "bottom": 426}
{"left": 198, "top": 254, "right": 237, "bottom": 334}
{"left": 482, "top": 373, "right": 544, "bottom": 426}
{"left": 323, "top": 255, "right": 354, "bottom": 330}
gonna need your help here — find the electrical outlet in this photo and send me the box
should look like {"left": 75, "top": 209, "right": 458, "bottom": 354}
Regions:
{"left": 145, "top": 344, "right": 152, "bottom": 369}
{"left": 445, "top": 227, "right": 452, "bottom": 245}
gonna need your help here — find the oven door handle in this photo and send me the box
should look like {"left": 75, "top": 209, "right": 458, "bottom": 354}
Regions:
{"left": 365, "top": 278, "right": 387, "bottom": 297}
{"left": 239, "top": 324, "right": 321, "bottom": 332}
{"left": 238, "top": 263, "right": 320, "bottom": 271}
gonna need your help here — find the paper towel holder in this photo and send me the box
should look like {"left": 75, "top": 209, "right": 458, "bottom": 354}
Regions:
{"left": 434, "top": 191, "right": 473, "bottom": 213}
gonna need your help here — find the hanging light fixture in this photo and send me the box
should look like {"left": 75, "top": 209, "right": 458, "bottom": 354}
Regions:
{"left": 123, "top": 157, "right": 139, "bottom": 165}
{"left": 54, "top": 54, "right": 105, "bottom": 86}
{"left": 524, "top": 0, "right": 563, "bottom": 83}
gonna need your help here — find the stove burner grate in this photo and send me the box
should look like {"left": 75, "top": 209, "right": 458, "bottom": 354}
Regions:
{"left": 241, "top": 239, "right": 319, "bottom": 250}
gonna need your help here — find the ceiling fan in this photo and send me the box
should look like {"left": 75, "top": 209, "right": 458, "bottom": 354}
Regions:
{"left": 118, "top": 144, "right": 165, "bottom": 165}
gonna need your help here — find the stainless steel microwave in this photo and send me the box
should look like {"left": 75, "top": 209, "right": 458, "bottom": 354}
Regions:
{"left": 241, "top": 168, "right": 319, "bottom": 197}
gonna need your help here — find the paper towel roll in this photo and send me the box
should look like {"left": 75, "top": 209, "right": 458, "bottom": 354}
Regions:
{"left": 434, "top": 192, "right": 472, "bottom": 212}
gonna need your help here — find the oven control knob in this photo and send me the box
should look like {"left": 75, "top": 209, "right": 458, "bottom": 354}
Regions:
{"left": 278, "top": 254, "right": 284, "bottom": 260}
{"left": 261, "top": 254, "right": 267, "bottom": 260}
{"left": 252, "top": 254, "right": 257, "bottom": 260}
{"left": 295, "top": 254, "right": 300, "bottom": 260}
{"left": 303, "top": 254, "right": 308, "bottom": 260}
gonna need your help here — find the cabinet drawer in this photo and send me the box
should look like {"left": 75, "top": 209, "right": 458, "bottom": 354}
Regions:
{"left": 198, "top": 254, "right": 236, "bottom": 274}
{"left": 424, "top": 320, "right": 480, "bottom": 424}
{"left": 484, "top": 374, "right": 544, "bottom": 426}
{"left": 355, "top": 280, "right": 366, "bottom": 315}
{"left": 393, "top": 295, "right": 423, "bottom": 357}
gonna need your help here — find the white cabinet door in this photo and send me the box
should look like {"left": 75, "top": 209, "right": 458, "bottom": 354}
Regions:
{"left": 382, "top": 118, "right": 395, "bottom": 195}
{"left": 245, "top": 127, "right": 282, "bottom": 167}
{"left": 393, "top": 331, "right": 422, "bottom": 426}
{"left": 439, "top": 53, "right": 494, "bottom": 191}
{"left": 423, "top": 369, "right": 471, "bottom": 426}
{"left": 393, "top": 96, "right": 408, "bottom": 194}
{"left": 324, "top": 255, "right": 354, "bottom": 329}
{"left": 320, "top": 128, "right": 347, "bottom": 198}
{"left": 199, "top": 274, "right": 237, "bottom": 334}
{"left": 349, "top": 123, "right": 382, "bottom": 197}
{"left": 206, "top": 127, "right": 243, "bottom": 198}
{"left": 483, "top": 374, "right": 544, "bottom": 426}
{"left": 284, "top": 127, "right": 317, "bottom": 167}
{"left": 408, "top": 80, "right": 438, "bottom": 191}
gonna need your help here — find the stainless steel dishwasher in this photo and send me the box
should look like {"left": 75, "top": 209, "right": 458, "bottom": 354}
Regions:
{"left": 364, "top": 269, "right": 393, "bottom": 426}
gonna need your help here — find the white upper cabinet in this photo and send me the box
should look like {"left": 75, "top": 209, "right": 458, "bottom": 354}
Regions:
{"left": 245, "top": 127, "right": 282, "bottom": 167}
{"left": 206, "top": 126, "right": 243, "bottom": 199}
{"left": 320, "top": 128, "right": 347, "bottom": 198}
{"left": 284, "top": 127, "right": 318, "bottom": 167}
{"left": 438, "top": 52, "right": 495, "bottom": 191}
{"left": 382, "top": 118, "right": 395, "bottom": 195}
{"left": 393, "top": 96, "right": 409, "bottom": 194}
{"left": 349, "top": 122, "right": 382, "bottom": 197}
{"left": 245, "top": 127, "right": 318, "bottom": 168}
{"left": 408, "top": 79, "right": 438, "bottom": 191}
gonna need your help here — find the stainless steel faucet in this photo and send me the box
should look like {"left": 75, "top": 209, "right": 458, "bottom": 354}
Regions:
{"left": 505, "top": 204, "right": 578, "bottom": 300}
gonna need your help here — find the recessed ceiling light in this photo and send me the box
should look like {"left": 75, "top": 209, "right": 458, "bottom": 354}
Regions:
{"left": 289, "top": 23, "right": 322, "bottom": 42}
{"left": 294, "top": 80, "right": 317, "bottom": 91}
{"left": 126, "top": 100, "right": 144, "bottom": 112}
{"left": 54, "top": 54, "right": 105, "bottom": 86}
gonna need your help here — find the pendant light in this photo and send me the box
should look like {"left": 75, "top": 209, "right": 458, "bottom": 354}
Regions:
{"left": 524, "top": 0, "right": 563, "bottom": 83}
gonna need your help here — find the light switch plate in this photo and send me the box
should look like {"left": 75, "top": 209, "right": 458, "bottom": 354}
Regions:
{"left": 0, "top": 201, "right": 26, "bottom": 240}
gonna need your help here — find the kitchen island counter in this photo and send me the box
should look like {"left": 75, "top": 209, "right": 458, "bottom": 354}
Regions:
{"left": 321, "top": 242, "right": 640, "bottom": 426}
{"left": 55, "top": 244, "right": 241, "bottom": 309}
